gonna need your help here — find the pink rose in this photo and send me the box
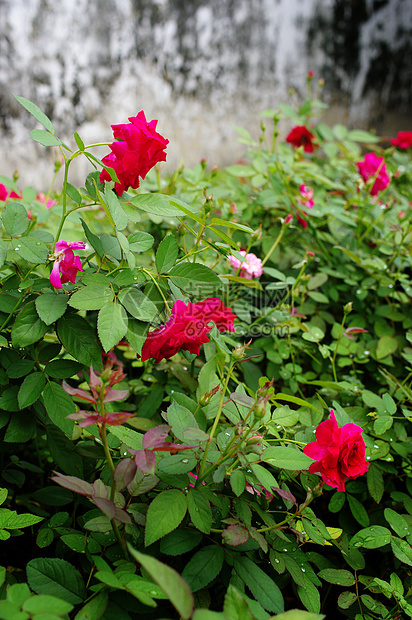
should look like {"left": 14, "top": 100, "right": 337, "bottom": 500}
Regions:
{"left": 36, "top": 192, "right": 57, "bottom": 209}
{"left": 303, "top": 410, "right": 369, "bottom": 492}
{"left": 228, "top": 250, "right": 263, "bottom": 279}
{"left": 286, "top": 126, "right": 317, "bottom": 153}
{"left": 100, "top": 111, "right": 169, "bottom": 196}
{"left": 50, "top": 240, "right": 86, "bottom": 289}
{"left": 0, "top": 183, "right": 21, "bottom": 201}
{"left": 390, "top": 131, "right": 412, "bottom": 149}
{"left": 357, "top": 152, "right": 390, "bottom": 196}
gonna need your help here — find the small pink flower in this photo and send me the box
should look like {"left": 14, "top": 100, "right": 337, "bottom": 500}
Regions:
{"left": 357, "top": 152, "right": 390, "bottom": 196}
{"left": 36, "top": 192, "right": 57, "bottom": 209}
{"left": 299, "top": 184, "right": 315, "bottom": 209}
{"left": 307, "top": 70, "right": 315, "bottom": 80}
{"left": 284, "top": 213, "right": 293, "bottom": 225}
{"left": 50, "top": 240, "right": 85, "bottom": 289}
{"left": 286, "top": 126, "right": 317, "bottom": 153}
{"left": 398, "top": 210, "right": 406, "bottom": 219}
{"left": 228, "top": 250, "right": 263, "bottom": 279}
{"left": 229, "top": 202, "right": 238, "bottom": 214}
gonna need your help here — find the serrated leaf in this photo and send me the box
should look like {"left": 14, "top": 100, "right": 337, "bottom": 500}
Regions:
{"left": 128, "top": 231, "right": 154, "bottom": 252}
{"left": 347, "top": 494, "right": 369, "bottom": 527}
{"left": 144, "top": 489, "right": 187, "bottom": 546}
{"left": 390, "top": 537, "right": 412, "bottom": 565}
{"left": 43, "top": 382, "right": 75, "bottom": 436}
{"left": 262, "top": 446, "right": 315, "bottom": 470}
{"left": 169, "top": 263, "right": 221, "bottom": 291}
{"left": 384, "top": 508, "right": 409, "bottom": 538}
{"left": 130, "top": 193, "right": 202, "bottom": 218}
{"left": 73, "top": 591, "right": 108, "bottom": 620}
{"left": 350, "top": 525, "right": 391, "bottom": 549}
{"left": 118, "top": 288, "right": 159, "bottom": 322}
{"left": 0, "top": 239, "right": 8, "bottom": 269}
{"left": 230, "top": 470, "right": 246, "bottom": 497}
{"left": 4, "top": 412, "right": 36, "bottom": 443}
{"left": 234, "top": 556, "right": 284, "bottom": 613}
{"left": 23, "top": 594, "right": 73, "bottom": 616}
{"left": 35, "top": 293, "right": 68, "bottom": 325}
{"left": 160, "top": 529, "right": 202, "bottom": 556}
{"left": 14, "top": 95, "right": 55, "bottom": 133}
{"left": 12, "top": 301, "right": 49, "bottom": 347}
{"left": 57, "top": 314, "right": 102, "bottom": 370}
{"left": 182, "top": 545, "right": 224, "bottom": 592}
{"left": 2, "top": 202, "right": 30, "bottom": 236}
{"left": 128, "top": 546, "right": 194, "bottom": 620}
{"left": 101, "top": 185, "right": 128, "bottom": 231}
{"left": 26, "top": 557, "right": 86, "bottom": 604}
{"left": 69, "top": 285, "right": 114, "bottom": 311}
{"left": 97, "top": 302, "right": 128, "bottom": 352}
{"left": 12, "top": 237, "right": 49, "bottom": 263}
{"left": 18, "top": 372, "right": 46, "bottom": 409}
{"left": 187, "top": 488, "right": 212, "bottom": 534}
{"left": 156, "top": 235, "right": 179, "bottom": 273}
{"left": 318, "top": 568, "right": 355, "bottom": 586}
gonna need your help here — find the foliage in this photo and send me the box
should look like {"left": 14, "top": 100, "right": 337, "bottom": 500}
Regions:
{"left": 0, "top": 76, "right": 411, "bottom": 619}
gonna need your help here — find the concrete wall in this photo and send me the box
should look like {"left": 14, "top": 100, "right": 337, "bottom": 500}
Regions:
{"left": 0, "top": 0, "right": 411, "bottom": 188}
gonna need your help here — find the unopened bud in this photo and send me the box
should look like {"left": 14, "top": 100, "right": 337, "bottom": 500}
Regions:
{"left": 343, "top": 301, "right": 353, "bottom": 315}
{"left": 253, "top": 400, "right": 266, "bottom": 419}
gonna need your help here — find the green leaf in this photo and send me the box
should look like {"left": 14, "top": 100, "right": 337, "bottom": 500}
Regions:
{"left": 297, "top": 579, "right": 321, "bottom": 614}
{"left": 74, "top": 591, "right": 108, "bottom": 620}
{"left": 350, "top": 525, "right": 391, "bottom": 549}
{"left": 318, "top": 569, "right": 355, "bottom": 586}
{"left": 26, "top": 558, "right": 86, "bottom": 605}
{"left": 4, "top": 412, "right": 36, "bottom": 442}
{"left": 230, "top": 470, "right": 246, "bottom": 497}
{"left": 376, "top": 335, "right": 398, "bottom": 359}
{"left": 347, "top": 129, "right": 380, "bottom": 143}
{"left": 338, "top": 591, "right": 358, "bottom": 610}
{"left": 250, "top": 463, "right": 278, "bottom": 494}
{"left": 97, "top": 302, "right": 128, "bottom": 352}
{"left": 384, "top": 508, "right": 409, "bottom": 538}
{"left": 160, "top": 529, "right": 202, "bottom": 556}
{"left": 2, "top": 202, "right": 30, "bottom": 236}
{"left": 167, "top": 401, "right": 199, "bottom": 442}
{"left": 43, "top": 382, "right": 75, "bottom": 436}
{"left": 210, "top": 218, "right": 254, "bottom": 233}
{"left": 68, "top": 285, "right": 114, "bottom": 311}
{"left": 57, "top": 314, "right": 102, "bottom": 370}
{"left": 12, "top": 237, "right": 49, "bottom": 263}
{"left": 14, "top": 95, "right": 55, "bottom": 133}
{"left": 126, "top": 318, "right": 149, "bottom": 354}
{"left": 67, "top": 183, "right": 82, "bottom": 205}
{"left": 7, "top": 359, "right": 35, "bottom": 379}
{"left": 81, "top": 219, "right": 103, "bottom": 257}
{"left": 118, "top": 288, "right": 159, "bottom": 322}
{"left": 30, "top": 129, "right": 62, "bottom": 147}
{"left": 101, "top": 186, "right": 128, "bottom": 231}
{"left": 23, "top": 595, "right": 73, "bottom": 616}
{"left": 262, "top": 446, "right": 315, "bottom": 470}
{"left": 390, "top": 537, "right": 412, "bottom": 565}
{"left": 144, "top": 489, "right": 188, "bottom": 546}
{"left": 382, "top": 392, "right": 397, "bottom": 414}
{"left": 127, "top": 231, "right": 154, "bottom": 253}
{"left": 0, "top": 239, "right": 8, "bottom": 269}
{"left": 234, "top": 556, "right": 284, "bottom": 613}
{"left": 223, "top": 585, "right": 255, "bottom": 620}
{"left": 187, "top": 488, "right": 212, "bottom": 534}
{"left": 130, "top": 193, "right": 202, "bottom": 218}
{"left": 35, "top": 293, "right": 68, "bottom": 325}
{"left": 347, "top": 494, "right": 369, "bottom": 527}
{"left": 12, "top": 301, "right": 49, "bottom": 347}
{"left": 158, "top": 453, "right": 197, "bottom": 475}
{"left": 18, "top": 372, "right": 46, "bottom": 409}
{"left": 328, "top": 492, "right": 346, "bottom": 513}
{"left": 169, "top": 263, "right": 221, "bottom": 291}
{"left": 44, "top": 360, "right": 83, "bottom": 379}
{"left": 182, "top": 545, "right": 224, "bottom": 592}
{"left": 128, "top": 546, "right": 194, "bottom": 620}
{"left": 156, "top": 235, "right": 179, "bottom": 273}
{"left": 365, "top": 464, "right": 383, "bottom": 505}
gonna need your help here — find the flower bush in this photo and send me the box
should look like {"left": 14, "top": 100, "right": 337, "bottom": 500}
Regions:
{"left": 0, "top": 81, "right": 411, "bottom": 620}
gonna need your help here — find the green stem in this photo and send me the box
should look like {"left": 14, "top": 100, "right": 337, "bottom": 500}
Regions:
{"left": 199, "top": 360, "right": 236, "bottom": 477}
{"left": 141, "top": 268, "right": 171, "bottom": 313}
{"left": 261, "top": 225, "right": 286, "bottom": 267}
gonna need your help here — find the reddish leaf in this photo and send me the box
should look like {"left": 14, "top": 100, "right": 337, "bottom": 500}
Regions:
{"left": 142, "top": 425, "right": 171, "bottom": 449}
{"left": 114, "top": 459, "right": 137, "bottom": 491}
{"left": 134, "top": 449, "right": 157, "bottom": 474}
{"left": 92, "top": 496, "right": 116, "bottom": 519}
{"left": 51, "top": 472, "right": 93, "bottom": 496}
{"left": 222, "top": 524, "right": 249, "bottom": 546}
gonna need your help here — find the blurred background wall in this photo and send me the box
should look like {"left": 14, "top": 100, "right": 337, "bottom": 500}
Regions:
{"left": 0, "top": 0, "right": 411, "bottom": 188}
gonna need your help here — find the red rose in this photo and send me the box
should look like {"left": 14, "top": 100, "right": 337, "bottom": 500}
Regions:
{"left": 0, "top": 183, "right": 21, "bottom": 201}
{"left": 357, "top": 152, "right": 390, "bottom": 196}
{"left": 286, "top": 126, "right": 317, "bottom": 153}
{"left": 189, "top": 297, "right": 237, "bottom": 333}
{"left": 390, "top": 131, "right": 412, "bottom": 149}
{"left": 100, "top": 111, "right": 169, "bottom": 196}
{"left": 303, "top": 410, "right": 369, "bottom": 492}
{"left": 141, "top": 298, "right": 236, "bottom": 363}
